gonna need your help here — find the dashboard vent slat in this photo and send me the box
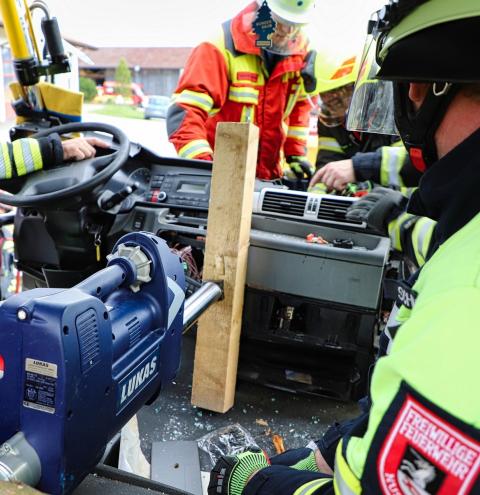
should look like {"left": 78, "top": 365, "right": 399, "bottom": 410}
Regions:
{"left": 261, "top": 191, "right": 307, "bottom": 217}
{"left": 318, "top": 198, "right": 362, "bottom": 225}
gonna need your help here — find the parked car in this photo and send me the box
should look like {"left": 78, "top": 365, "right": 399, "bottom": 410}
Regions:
{"left": 144, "top": 95, "right": 170, "bottom": 119}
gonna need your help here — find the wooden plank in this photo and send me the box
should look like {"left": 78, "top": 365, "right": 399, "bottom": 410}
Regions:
{"left": 191, "top": 122, "right": 259, "bottom": 413}
{"left": 0, "top": 482, "right": 45, "bottom": 494}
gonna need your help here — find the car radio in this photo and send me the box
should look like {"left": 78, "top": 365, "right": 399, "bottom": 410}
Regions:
{"left": 148, "top": 172, "right": 210, "bottom": 208}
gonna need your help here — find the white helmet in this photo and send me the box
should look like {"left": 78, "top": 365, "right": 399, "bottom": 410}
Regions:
{"left": 257, "top": 0, "right": 315, "bottom": 25}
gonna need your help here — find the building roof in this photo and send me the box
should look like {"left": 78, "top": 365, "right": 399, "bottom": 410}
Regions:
{"left": 77, "top": 46, "right": 192, "bottom": 70}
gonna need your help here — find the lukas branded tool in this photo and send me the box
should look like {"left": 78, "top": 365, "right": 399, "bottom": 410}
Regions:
{"left": 0, "top": 232, "right": 188, "bottom": 494}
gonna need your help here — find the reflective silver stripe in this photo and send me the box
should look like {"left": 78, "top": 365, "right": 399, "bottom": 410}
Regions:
{"left": 241, "top": 105, "right": 254, "bottom": 123}
{"left": 416, "top": 218, "right": 435, "bottom": 261}
{"left": 175, "top": 91, "right": 213, "bottom": 112}
{"left": 333, "top": 460, "right": 357, "bottom": 495}
{"left": 21, "top": 140, "right": 36, "bottom": 174}
{"left": 287, "top": 128, "right": 309, "bottom": 139}
{"left": 293, "top": 478, "right": 330, "bottom": 495}
{"left": 178, "top": 139, "right": 213, "bottom": 159}
{"left": 385, "top": 303, "right": 401, "bottom": 354}
{"left": 387, "top": 148, "right": 402, "bottom": 187}
{"left": 0, "top": 143, "right": 7, "bottom": 179}
{"left": 228, "top": 87, "right": 259, "bottom": 104}
{"left": 284, "top": 79, "right": 302, "bottom": 119}
{"left": 230, "top": 90, "right": 257, "bottom": 99}
{"left": 318, "top": 137, "right": 343, "bottom": 151}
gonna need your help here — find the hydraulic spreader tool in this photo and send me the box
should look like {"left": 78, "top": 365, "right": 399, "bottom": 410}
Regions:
{"left": 0, "top": 231, "right": 221, "bottom": 494}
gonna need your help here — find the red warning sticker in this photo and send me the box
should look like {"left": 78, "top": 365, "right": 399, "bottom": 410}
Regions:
{"left": 378, "top": 395, "right": 480, "bottom": 494}
{"left": 0, "top": 355, "right": 4, "bottom": 380}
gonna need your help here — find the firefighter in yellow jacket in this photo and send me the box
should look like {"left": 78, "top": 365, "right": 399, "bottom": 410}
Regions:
{"left": 309, "top": 50, "right": 420, "bottom": 195}
{"left": 209, "top": 1, "right": 480, "bottom": 493}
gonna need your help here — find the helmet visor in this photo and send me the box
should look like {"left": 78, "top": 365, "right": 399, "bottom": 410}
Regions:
{"left": 346, "top": 34, "right": 399, "bottom": 136}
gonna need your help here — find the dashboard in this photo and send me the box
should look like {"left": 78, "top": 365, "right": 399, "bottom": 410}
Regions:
{"left": 99, "top": 147, "right": 213, "bottom": 236}
{"left": 99, "top": 143, "right": 363, "bottom": 238}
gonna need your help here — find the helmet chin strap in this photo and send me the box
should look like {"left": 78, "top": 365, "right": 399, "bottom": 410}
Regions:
{"left": 393, "top": 81, "right": 460, "bottom": 171}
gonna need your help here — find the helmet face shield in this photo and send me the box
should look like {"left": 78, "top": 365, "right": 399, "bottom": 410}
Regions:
{"left": 319, "top": 85, "right": 354, "bottom": 127}
{"left": 346, "top": 34, "right": 399, "bottom": 136}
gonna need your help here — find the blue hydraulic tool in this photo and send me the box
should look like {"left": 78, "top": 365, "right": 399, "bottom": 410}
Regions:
{"left": 0, "top": 232, "right": 193, "bottom": 494}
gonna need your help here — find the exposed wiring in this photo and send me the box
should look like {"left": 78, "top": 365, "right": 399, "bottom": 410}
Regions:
{"left": 171, "top": 244, "right": 202, "bottom": 280}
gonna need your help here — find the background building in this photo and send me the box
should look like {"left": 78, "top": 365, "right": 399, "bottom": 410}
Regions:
{"left": 77, "top": 46, "right": 192, "bottom": 97}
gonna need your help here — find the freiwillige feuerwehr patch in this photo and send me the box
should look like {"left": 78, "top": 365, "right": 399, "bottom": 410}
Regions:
{"left": 378, "top": 394, "right": 480, "bottom": 494}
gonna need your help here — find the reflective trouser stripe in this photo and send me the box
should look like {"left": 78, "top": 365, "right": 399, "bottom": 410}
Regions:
{"left": 318, "top": 137, "right": 344, "bottom": 153}
{"left": 293, "top": 478, "right": 331, "bottom": 495}
{"left": 287, "top": 126, "right": 309, "bottom": 141}
{"left": 173, "top": 90, "right": 214, "bottom": 113}
{"left": 333, "top": 443, "right": 361, "bottom": 495}
{"left": 178, "top": 139, "right": 213, "bottom": 159}
{"left": 0, "top": 142, "right": 12, "bottom": 179}
{"left": 411, "top": 217, "right": 435, "bottom": 267}
{"left": 380, "top": 146, "right": 408, "bottom": 188}
{"left": 12, "top": 138, "right": 43, "bottom": 176}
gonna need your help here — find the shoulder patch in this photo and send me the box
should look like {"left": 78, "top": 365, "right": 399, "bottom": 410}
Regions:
{"left": 377, "top": 385, "right": 480, "bottom": 494}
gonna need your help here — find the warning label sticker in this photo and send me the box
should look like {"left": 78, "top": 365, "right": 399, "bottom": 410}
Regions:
{"left": 0, "top": 355, "right": 4, "bottom": 380}
{"left": 378, "top": 395, "right": 480, "bottom": 494}
{"left": 23, "top": 358, "right": 57, "bottom": 414}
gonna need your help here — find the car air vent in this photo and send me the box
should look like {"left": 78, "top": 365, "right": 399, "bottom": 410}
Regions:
{"left": 317, "top": 197, "right": 362, "bottom": 225}
{"left": 262, "top": 191, "right": 307, "bottom": 217}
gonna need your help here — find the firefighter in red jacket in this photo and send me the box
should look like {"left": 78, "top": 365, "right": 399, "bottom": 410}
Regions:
{"left": 167, "top": 0, "right": 317, "bottom": 181}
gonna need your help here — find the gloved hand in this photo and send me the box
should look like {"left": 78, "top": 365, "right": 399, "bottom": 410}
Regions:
{"left": 208, "top": 449, "right": 270, "bottom": 495}
{"left": 346, "top": 186, "right": 407, "bottom": 235}
{"left": 286, "top": 156, "right": 314, "bottom": 181}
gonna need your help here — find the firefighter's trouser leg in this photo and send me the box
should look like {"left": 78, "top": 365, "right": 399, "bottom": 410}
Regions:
{"left": 244, "top": 466, "right": 333, "bottom": 494}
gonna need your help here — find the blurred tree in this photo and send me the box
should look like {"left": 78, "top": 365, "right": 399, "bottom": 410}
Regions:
{"left": 115, "top": 57, "right": 132, "bottom": 98}
{"left": 79, "top": 76, "right": 97, "bottom": 102}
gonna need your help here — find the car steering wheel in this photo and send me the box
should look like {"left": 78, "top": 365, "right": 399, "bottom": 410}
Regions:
{"left": 0, "top": 122, "right": 130, "bottom": 207}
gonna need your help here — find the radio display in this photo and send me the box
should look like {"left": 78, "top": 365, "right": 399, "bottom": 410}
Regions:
{"left": 176, "top": 182, "right": 207, "bottom": 194}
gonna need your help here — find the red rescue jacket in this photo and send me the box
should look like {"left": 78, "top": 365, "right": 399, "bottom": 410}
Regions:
{"left": 167, "top": 2, "right": 314, "bottom": 180}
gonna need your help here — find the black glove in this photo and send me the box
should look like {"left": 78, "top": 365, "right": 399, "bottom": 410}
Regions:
{"left": 346, "top": 187, "right": 407, "bottom": 235}
{"left": 286, "top": 156, "right": 314, "bottom": 181}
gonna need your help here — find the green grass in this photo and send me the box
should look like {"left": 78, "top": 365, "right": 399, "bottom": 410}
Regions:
{"left": 89, "top": 104, "right": 144, "bottom": 120}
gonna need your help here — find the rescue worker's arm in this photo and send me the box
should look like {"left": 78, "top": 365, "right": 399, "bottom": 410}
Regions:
{"left": 0, "top": 135, "right": 107, "bottom": 180}
{"left": 166, "top": 43, "right": 229, "bottom": 161}
{"left": 353, "top": 143, "right": 421, "bottom": 194}
{"left": 387, "top": 212, "right": 436, "bottom": 268}
{"left": 310, "top": 144, "right": 421, "bottom": 194}
{"left": 347, "top": 187, "right": 436, "bottom": 268}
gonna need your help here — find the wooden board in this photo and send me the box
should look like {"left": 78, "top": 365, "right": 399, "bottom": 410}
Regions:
{"left": 0, "top": 482, "right": 45, "bottom": 494}
{"left": 191, "top": 122, "right": 259, "bottom": 413}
